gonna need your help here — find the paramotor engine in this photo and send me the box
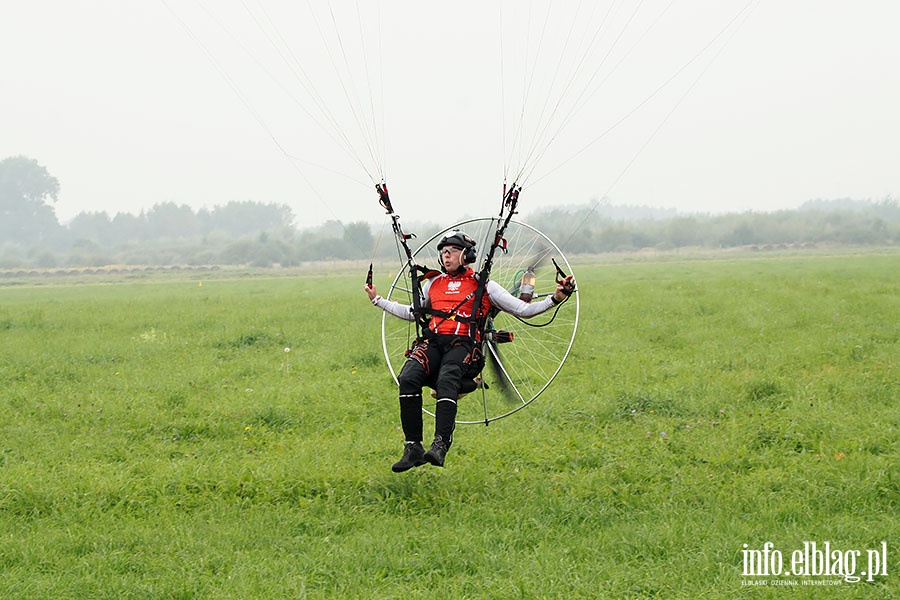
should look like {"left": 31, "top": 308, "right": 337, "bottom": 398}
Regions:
{"left": 380, "top": 213, "right": 580, "bottom": 425}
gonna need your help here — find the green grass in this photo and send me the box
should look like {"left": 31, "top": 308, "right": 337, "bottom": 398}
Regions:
{"left": 1, "top": 252, "right": 898, "bottom": 598}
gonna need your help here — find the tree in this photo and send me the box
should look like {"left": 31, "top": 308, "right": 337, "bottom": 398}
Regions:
{"left": 203, "top": 201, "right": 295, "bottom": 237}
{"left": 343, "top": 221, "right": 374, "bottom": 257}
{"left": 145, "top": 202, "right": 200, "bottom": 240}
{"left": 111, "top": 212, "right": 146, "bottom": 244}
{"left": 69, "top": 211, "right": 113, "bottom": 245}
{"left": 0, "top": 156, "right": 62, "bottom": 244}
{"left": 662, "top": 217, "right": 703, "bottom": 248}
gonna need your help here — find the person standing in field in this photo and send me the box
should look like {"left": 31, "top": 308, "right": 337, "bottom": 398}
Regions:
{"left": 364, "top": 230, "right": 575, "bottom": 472}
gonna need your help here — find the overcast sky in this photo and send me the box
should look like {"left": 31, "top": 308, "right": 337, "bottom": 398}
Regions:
{"left": 3, "top": 1, "right": 898, "bottom": 229}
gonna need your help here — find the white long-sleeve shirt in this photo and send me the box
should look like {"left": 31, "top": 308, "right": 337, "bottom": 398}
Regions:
{"left": 373, "top": 275, "right": 557, "bottom": 322}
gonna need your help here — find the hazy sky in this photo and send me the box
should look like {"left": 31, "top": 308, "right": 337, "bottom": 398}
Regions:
{"left": 3, "top": 1, "right": 898, "bottom": 229}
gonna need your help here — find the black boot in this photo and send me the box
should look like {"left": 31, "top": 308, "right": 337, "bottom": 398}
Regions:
{"left": 424, "top": 436, "right": 451, "bottom": 467}
{"left": 392, "top": 441, "right": 426, "bottom": 473}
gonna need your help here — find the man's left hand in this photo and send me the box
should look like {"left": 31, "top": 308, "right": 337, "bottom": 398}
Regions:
{"left": 552, "top": 275, "right": 575, "bottom": 304}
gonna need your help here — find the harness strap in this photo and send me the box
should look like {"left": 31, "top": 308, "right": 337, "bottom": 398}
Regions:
{"left": 426, "top": 290, "right": 478, "bottom": 324}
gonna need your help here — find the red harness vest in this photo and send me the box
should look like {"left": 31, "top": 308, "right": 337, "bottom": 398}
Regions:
{"left": 427, "top": 269, "right": 491, "bottom": 339}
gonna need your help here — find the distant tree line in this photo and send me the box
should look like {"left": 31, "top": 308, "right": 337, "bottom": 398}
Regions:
{"left": 1, "top": 155, "right": 898, "bottom": 269}
{"left": 1, "top": 156, "right": 380, "bottom": 268}
{"left": 527, "top": 198, "right": 900, "bottom": 254}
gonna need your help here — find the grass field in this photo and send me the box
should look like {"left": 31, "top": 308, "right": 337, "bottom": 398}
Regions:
{"left": 1, "top": 251, "right": 898, "bottom": 598}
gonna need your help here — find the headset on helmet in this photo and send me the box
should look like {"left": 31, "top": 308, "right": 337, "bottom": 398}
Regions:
{"left": 437, "top": 230, "right": 477, "bottom": 265}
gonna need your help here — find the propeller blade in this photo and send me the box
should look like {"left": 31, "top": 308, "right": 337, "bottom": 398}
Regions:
{"left": 485, "top": 335, "right": 517, "bottom": 404}
{"left": 524, "top": 248, "right": 553, "bottom": 272}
